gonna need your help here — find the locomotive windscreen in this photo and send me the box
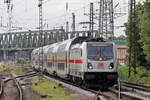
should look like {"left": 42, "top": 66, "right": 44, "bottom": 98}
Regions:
{"left": 87, "top": 44, "right": 113, "bottom": 61}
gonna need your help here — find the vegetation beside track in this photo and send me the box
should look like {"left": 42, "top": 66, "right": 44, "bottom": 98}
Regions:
{"left": 0, "top": 65, "right": 11, "bottom": 75}
{"left": 0, "top": 64, "right": 27, "bottom": 75}
{"left": 31, "top": 76, "right": 79, "bottom": 100}
{"left": 0, "top": 65, "right": 8, "bottom": 72}
{"left": 11, "top": 64, "right": 27, "bottom": 75}
{"left": 118, "top": 66, "right": 150, "bottom": 85}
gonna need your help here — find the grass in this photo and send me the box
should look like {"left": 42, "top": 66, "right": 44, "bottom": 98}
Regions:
{"left": 0, "top": 65, "right": 11, "bottom": 75}
{"left": 70, "top": 94, "right": 78, "bottom": 97}
{"left": 118, "top": 66, "right": 150, "bottom": 85}
{"left": 0, "top": 63, "right": 27, "bottom": 75}
{"left": 0, "top": 65, "right": 6, "bottom": 72}
{"left": 12, "top": 65, "right": 27, "bottom": 75}
{"left": 31, "top": 76, "right": 78, "bottom": 100}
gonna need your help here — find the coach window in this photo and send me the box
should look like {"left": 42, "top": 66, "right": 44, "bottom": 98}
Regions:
{"left": 80, "top": 49, "right": 82, "bottom": 56}
{"left": 45, "top": 55, "right": 47, "bottom": 65}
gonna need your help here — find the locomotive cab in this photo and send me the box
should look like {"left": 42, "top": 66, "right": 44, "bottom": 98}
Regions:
{"left": 82, "top": 40, "right": 118, "bottom": 88}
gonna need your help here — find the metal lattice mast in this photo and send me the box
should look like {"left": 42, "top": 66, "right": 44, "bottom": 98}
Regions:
{"left": 98, "top": 0, "right": 114, "bottom": 40}
{"left": 4, "top": 0, "right": 13, "bottom": 62}
{"left": 132, "top": 0, "right": 137, "bottom": 75}
{"left": 89, "top": 3, "right": 94, "bottom": 38}
{"left": 38, "top": 0, "right": 44, "bottom": 72}
{"left": 38, "top": 0, "right": 43, "bottom": 38}
{"left": 72, "top": 13, "right": 75, "bottom": 33}
{"left": 4, "top": 0, "right": 13, "bottom": 33}
{"left": 71, "top": 13, "right": 76, "bottom": 38}
{"left": 98, "top": 0, "right": 103, "bottom": 38}
{"left": 128, "top": 0, "right": 136, "bottom": 77}
{"left": 110, "top": 0, "right": 114, "bottom": 40}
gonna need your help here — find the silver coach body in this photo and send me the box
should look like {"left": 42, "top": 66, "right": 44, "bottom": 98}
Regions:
{"left": 31, "top": 37, "right": 118, "bottom": 83}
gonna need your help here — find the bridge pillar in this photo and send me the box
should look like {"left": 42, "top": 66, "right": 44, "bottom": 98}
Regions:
{"left": 0, "top": 51, "right": 3, "bottom": 61}
{"left": 3, "top": 51, "right": 8, "bottom": 62}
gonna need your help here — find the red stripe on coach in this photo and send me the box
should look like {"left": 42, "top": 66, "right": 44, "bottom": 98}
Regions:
{"left": 69, "top": 60, "right": 74, "bottom": 63}
{"left": 56, "top": 60, "right": 66, "bottom": 63}
{"left": 75, "top": 60, "right": 83, "bottom": 64}
{"left": 47, "top": 59, "right": 53, "bottom": 62}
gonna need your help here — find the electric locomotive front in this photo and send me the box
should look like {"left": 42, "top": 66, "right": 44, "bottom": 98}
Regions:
{"left": 82, "top": 41, "right": 118, "bottom": 88}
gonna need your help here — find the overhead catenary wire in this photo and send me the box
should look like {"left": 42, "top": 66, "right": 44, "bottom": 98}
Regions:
{"left": 1, "top": 0, "right": 130, "bottom": 37}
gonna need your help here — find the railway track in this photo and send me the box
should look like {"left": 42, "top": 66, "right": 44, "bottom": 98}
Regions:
{"left": 15, "top": 72, "right": 37, "bottom": 79}
{"left": 12, "top": 77, "right": 23, "bottom": 100}
{"left": 44, "top": 74, "right": 118, "bottom": 99}
{"left": 43, "top": 73, "right": 149, "bottom": 100}
{"left": 9, "top": 66, "right": 150, "bottom": 100}
{"left": 121, "top": 81, "right": 150, "bottom": 92}
{"left": 75, "top": 82, "right": 149, "bottom": 100}
{"left": 0, "top": 72, "right": 36, "bottom": 100}
{"left": 109, "top": 87, "right": 148, "bottom": 100}
{"left": 0, "top": 75, "right": 23, "bottom": 100}
{"left": 0, "top": 80, "right": 4, "bottom": 99}
{"left": 10, "top": 71, "right": 39, "bottom": 100}
{"left": 28, "top": 68, "right": 150, "bottom": 100}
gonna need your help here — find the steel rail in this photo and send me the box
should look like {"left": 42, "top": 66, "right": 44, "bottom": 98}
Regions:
{"left": 43, "top": 73, "right": 150, "bottom": 100}
{"left": 0, "top": 80, "right": 4, "bottom": 98}
{"left": 121, "top": 81, "right": 150, "bottom": 92}
{"left": 15, "top": 72, "right": 37, "bottom": 79}
{"left": 11, "top": 73, "right": 23, "bottom": 100}
{"left": 15, "top": 79, "right": 23, "bottom": 100}
{"left": 43, "top": 74, "right": 118, "bottom": 100}
{"left": 109, "top": 88, "right": 144, "bottom": 100}
{"left": 31, "top": 67, "right": 149, "bottom": 100}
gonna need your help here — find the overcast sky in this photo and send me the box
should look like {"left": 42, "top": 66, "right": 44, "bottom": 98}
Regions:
{"left": 0, "top": 0, "right": 146, "bottom": 36}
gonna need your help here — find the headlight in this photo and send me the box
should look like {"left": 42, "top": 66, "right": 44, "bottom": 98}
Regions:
{"left": 88, "top": 63, "right": 93, "bottom": 69}
{"left": 108, "top": 63, "right": 114, "bottom": 69}
{"left": 109, "top": 66, "right": 113, "bottom": 69}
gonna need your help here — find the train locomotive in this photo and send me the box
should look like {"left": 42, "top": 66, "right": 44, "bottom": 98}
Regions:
{"left": 31, "top": 37, "right": 118, "bottom": 89}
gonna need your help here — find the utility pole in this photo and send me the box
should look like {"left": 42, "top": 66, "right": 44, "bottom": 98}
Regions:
{"left": 66, "top": 21, "right": 69, "bottom": 34}
{"left": 0, "top": 16, "right": 2, "bottom": 27}
{"left": 66, "top": 2, "right": 69, "bottom": 39}
{"left": 128, "top": 0, "right": 137, "bottom": 77}
{"left": 38, "top": 0, "right": 43, "bottom": 36}
{"left": 89, "top": 3, "right": 94, "bottom": 38}
{"left": 98, "top": 0, "right": 102, "bottom": 38}
{"left": 71, "top": 13, "right": 75, "bottom": 38}
{"left": 72, "top": 13, "right": 75, "bottom": 34}
{"left": 4, "top": 0, "right": 13, "bottom": 33}
{"left": 4, "top": 0, "right": 13, "bottom": 63}
{"left": 38, "top": 0, "right": 44, "bottom": 80}
{"left": 110, "top": 0, "right": 114, "bottom": 40}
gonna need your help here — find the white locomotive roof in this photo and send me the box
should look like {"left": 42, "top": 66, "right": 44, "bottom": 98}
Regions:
{"left": 71, "top": 43, "right": 82, "bottom": 49}
{"left": 47, "top": 42, "right": 59, "bottom": 53}
{"left": 48, "top": 38, "right": 75, "bottom": 53}
{"left": 32, "top": 48, "right": 39, "bottom": 54}
{"left": 43, "top": 45, "right": 51, "bottom": 53}
{"left": 32, "top": 37, "right": 91, "bottom": 54}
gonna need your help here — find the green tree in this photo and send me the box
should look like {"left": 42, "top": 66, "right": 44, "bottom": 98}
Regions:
{"left": 125, "top": 3, "right": 146, "bottom": 76}
{"left": 115, "top": 35, "right": 126, "bottom": 40}
{"left": 140, "top": 2, "right": 150, "bottom": 65}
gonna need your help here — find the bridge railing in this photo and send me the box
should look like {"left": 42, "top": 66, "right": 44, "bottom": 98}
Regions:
{"left": 0, "top": 30, "right": 98, "bottom": 51}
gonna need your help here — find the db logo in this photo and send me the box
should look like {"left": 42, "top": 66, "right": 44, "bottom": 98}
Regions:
{"left": 98, "top": 63, "right": 104, "bottom": 67}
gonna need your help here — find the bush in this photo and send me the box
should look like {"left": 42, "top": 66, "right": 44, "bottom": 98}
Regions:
{"left": 118, "top": 66, "right": 150, "bottom": 85}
